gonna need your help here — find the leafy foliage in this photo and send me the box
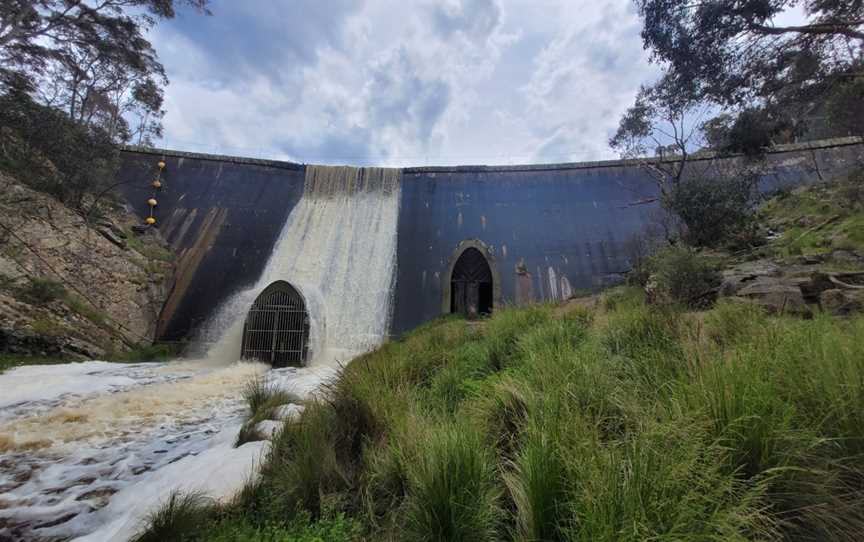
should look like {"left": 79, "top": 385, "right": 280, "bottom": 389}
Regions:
{"left": 630, "top": 0, "right": 864, "bottom": 148}
{"left": 667, "top": 169, "right": 762, "bottom": 247}
{"left": 0, "top": 90, "right": 119, "bottom": 210}
{"left": 643, "top": 245, "right": 722, "bottom": 308}
{"left": 20, "top": 277, "right": 66, "bottom": 305}
{"left": 0, "top": 1, "right": 210, "bottom": 145}
{"left": 635, "top": 0, "right": 863, "bottom": 107}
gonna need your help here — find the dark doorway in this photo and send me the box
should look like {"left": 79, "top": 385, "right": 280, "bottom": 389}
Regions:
{"left": 241, "top": 281, "right": 309, "bottom": 366}
{"left": 450, "top": 247, "right": 493, "bottom": 317}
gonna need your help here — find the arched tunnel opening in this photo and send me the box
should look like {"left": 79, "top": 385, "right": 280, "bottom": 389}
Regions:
{"left": 241, "top": 281, "right": 310, "bottom": 366}
{"left": 450, "top": 247, "right": 493, "bottom": 317}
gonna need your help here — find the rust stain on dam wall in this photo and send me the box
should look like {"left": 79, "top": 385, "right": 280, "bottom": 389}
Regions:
{"left": 117, "top": 138, "right": 864, "bottom": 342}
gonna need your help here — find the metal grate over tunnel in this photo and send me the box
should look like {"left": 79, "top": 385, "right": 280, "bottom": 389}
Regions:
{"left": 451, "top": 247, "right": 493, "bottom": 317}
{"left": 241, "top": 281, "right": 309, "bottom": 366}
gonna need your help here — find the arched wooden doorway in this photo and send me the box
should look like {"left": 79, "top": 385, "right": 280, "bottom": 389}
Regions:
{"left": 241, "top": 281, "right": 310, "bottom": 366}
{"left": 450, "top": 247, "right": 493, "bottom": 317}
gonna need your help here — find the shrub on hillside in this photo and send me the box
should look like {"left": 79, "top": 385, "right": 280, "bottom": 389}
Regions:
{"left": 665, "top": 173, "right": 761, "bottom": 248}
{"left": 644, "top": 246, "right": 721, "bottom": 308}
{"left": 20, "top": 277, "right": 66, "bottom": 305}
{"left": 0, "top": 91, "right": 119, "bottom": 212}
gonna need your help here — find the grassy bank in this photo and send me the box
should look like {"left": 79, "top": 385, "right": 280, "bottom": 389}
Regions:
{"left": 137, "top": 290, "right": 864, "bottom": 541}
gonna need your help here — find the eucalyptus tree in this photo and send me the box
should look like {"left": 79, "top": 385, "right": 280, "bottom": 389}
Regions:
{"left": 633, "top": 0, "right": 864, "bottom": 142}
{"left": 0, "top": 0, "right": 209, "bottom": 142}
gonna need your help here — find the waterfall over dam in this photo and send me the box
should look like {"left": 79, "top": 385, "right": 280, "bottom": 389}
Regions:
{"left": 115, "top": 137, "right": 864, "bottom": 347}
{"left": 202, "top": 165, "right": 401, "bottom": 366}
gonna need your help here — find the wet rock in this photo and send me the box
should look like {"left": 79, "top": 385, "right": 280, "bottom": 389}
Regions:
{"left": 254, "top": 420, "right": 284, "bottom": 440}
{"left": 273, "top": 404, "right": 304, "bottom": 423}
{"left": 820, "top": 289, "right": 863, "bottom": 316}
{"left": 734, "top": 278, "right": 811, "bottom": 317}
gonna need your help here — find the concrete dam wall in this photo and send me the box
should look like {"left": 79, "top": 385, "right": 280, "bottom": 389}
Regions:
{"left": 117, "top": 138, "right": 864, "bottom": 346}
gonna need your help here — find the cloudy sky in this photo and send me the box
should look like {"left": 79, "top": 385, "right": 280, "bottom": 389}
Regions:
{"left": 152, "top": 0, "right": 658, "bottom": 166}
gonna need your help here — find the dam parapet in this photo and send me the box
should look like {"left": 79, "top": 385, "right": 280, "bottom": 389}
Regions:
{"left": 117, "top": 137, "right": 864, "bottom": 344}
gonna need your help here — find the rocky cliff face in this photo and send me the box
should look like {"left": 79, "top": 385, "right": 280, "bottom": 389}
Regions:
{"left": 0, "top": 173, "right": 173, "bottom": 359}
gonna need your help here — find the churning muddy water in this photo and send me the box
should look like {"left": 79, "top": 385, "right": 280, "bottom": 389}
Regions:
{"left": 0, "top": 361, "right": 335, "bottom": 541}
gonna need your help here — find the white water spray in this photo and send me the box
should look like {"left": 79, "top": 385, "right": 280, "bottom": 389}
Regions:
{"left": 201, "top": 165, "right": 401, "bottom": 366}
{"left": 0, "top": 165, "right": 401, "bottom": 541}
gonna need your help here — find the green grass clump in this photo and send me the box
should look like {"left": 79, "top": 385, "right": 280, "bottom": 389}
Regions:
{"left": 0, "top": 354, "right": 76, "bottom": 374}
{"left": 204, "top": 512, "right": 361, "bottom": 542}
{"left": 30, "top": 316, "right": 66, "bottom": 337}
{"left": 504, "top": 429, "right": 568, "bottom": 541}
{"left": 404, "top": 425, "right": 501, "bottom": 541}
{"left": 235, "top": 376, "right": 299, "bottom": 446}
{"left": 126, "top": 231, "right": 175, "bottom": 262}
{"left": 139, "top": 291, "right": 864, "bottom": 542}
{"left": 19, "top": 277, "right": 66, "bottom": 305}
{"left": 760, "top": 174, "right": 864, "bottom": 258}
{"left": 64, "top": 293, "right": 108, "bottom": 326}
{"left": 131, "top": 491, "right": 211, "bottom": 542}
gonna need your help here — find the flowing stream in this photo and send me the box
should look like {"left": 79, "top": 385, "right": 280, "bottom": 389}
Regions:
{"left": 0, "top": 166, "right": 401, "bottom": 541}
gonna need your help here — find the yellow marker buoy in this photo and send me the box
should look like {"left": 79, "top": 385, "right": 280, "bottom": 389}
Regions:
{"left": 147, "top": 198, "right": 158, "bottom": 207}
{"left": 145, "top": 217, "right": 157, "bottom": 225}
{"left": 152, "top": 179, "right": 162, "bottom": 189}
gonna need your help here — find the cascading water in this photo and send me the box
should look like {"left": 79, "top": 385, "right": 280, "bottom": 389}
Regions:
{"left": 0, "top": 166, "right": 401, "bottom": 541}
{"left": 201, "top": 165, "right": 401, "bottom": 366}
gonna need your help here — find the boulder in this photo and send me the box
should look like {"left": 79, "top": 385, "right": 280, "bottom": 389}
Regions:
{"left": 734, "top": 278, "right": 811, "bottom": 317}
{"left": 820, "top": 289, "right": 863, "bottom": 316}
{"left": 792, "top": 272, "right": 835, "bottom": 303}
{"left": 719, "top": 260, "right": 781, "bottom": 297}
{"left": 254, "top": 420, "right": 284, "bottom": 440}
{"left": 830, "top": 249, "right": 863, "bottom": 265}
{"left": 273, "top": 403, "right": 305, "bottom": 423}
{"left": 795, "top": 254, "right": 825, "bottom": 265}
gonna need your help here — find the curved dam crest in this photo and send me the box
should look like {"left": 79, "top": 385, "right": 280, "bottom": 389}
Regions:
{"left": 117, "top": 137, "right": 864, "bottom": 343}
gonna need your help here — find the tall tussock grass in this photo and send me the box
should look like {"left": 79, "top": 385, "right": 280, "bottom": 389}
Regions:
{"left": 136, "top": 289, "right": 864, "bottom": 541}
{"left": 234, "top": 376, "right": 299, "bottom": 446}
{"left": 504, "top": 429, "right": 568, "bottom": 541}
{"left": 131, "top": 491, "right": 212, "bottom": 542}
{"left": 404, "top": 424, "right": 501, "bottom": 541}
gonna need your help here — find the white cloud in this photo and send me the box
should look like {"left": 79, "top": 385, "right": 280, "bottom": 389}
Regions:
{"left": 154, "top": 0, "right": 658, "bottom": 165}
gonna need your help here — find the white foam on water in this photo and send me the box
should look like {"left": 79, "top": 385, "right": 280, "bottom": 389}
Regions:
{"left": 72, "top": 425, "right": 269, "bottom": 542}
{"left": 0, "top": 361, "right": 138, "bottom": 413}
{"left": 0, "top": 165, "right": 402, "bottom": 541}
